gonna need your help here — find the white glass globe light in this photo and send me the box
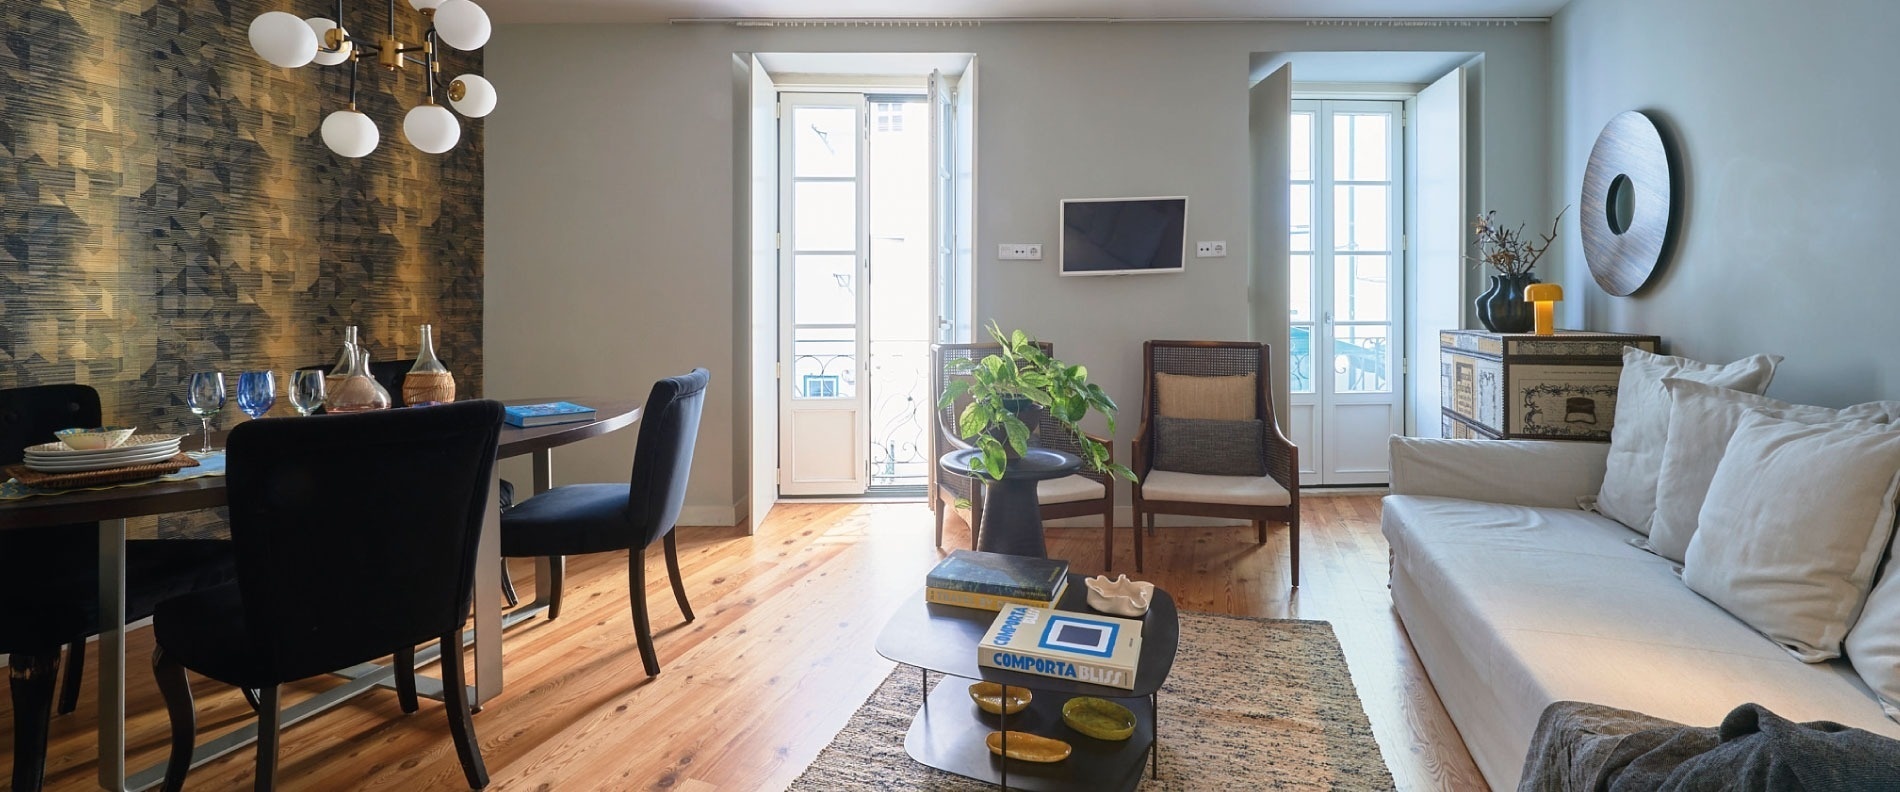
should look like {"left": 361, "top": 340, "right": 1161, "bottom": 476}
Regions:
{"left": 448, "top": 74, "right": 497, "bottom": 118}
{"left": 304, "top": 18, "right": 353, "bottom": 67}
{"left": 321, "top": 109, "right": 380, "bottom": 158}
{"left": 432, "top": 0, "right": 491, "bottom": 51}
{"left": 403, "top": 103, "right": 461, "bottom": 154}
{"left": 249, "top": 11, "right": 318, "bottom": 68}
{"left": 409, "top": 0, "right": 448, "bottom": 10}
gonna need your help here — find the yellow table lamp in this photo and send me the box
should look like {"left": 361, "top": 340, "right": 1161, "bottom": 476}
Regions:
{"left": 1524, "top": 283, "right": 1564, "bottom": 335}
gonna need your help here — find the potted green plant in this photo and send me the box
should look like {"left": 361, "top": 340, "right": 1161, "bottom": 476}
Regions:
{"left": 937, "top": 323, "right": 1137, "bottom": 482}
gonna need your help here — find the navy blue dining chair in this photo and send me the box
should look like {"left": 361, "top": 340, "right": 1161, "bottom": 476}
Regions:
{"left": 150, "top": 399, "right": 504, "bottom": 791}
{"left": 0, "top": 384, "right": 233, "bottom": 792}
{"left": 499, "top": 369, "right": 708, "bottom": 677}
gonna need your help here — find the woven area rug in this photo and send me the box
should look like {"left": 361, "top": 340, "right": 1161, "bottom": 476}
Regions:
{"left": 789, "top": 613, "right": 1395, "bottom": 791}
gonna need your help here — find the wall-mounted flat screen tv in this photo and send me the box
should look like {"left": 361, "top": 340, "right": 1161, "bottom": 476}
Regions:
{"left": 1059, "top": 196, "right": 1188, "bottom": 276}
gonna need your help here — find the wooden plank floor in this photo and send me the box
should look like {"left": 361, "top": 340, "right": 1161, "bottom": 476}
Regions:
{"left": 5, "top": 495, "right": 1487, "bottom": 791}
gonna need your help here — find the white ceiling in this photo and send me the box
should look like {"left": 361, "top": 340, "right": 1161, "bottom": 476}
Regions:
{"left": 484, "top": 0, "right": 1571, "bottom": 25}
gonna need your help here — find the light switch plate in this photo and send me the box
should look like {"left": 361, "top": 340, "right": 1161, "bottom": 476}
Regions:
{"left": 998, "top": 243, "right": 1043, "bottom": 260}
{"left": 1196, "top": 241, "right": 1227, "bottom": 258}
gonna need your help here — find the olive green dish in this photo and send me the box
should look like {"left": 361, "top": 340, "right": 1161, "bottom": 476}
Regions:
{"left": 1062, "top": 696, "right": 1135, "bottom": 741}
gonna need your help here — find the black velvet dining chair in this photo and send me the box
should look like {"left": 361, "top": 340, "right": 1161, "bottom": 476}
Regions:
{"left": 150, "top": 399, "right": 504, "bottom": 791}
{"left": 0, "top": 384, "right": 234, "bottom": 792}
{"left": 499, "top": 368, "right": 709, "bottom": 677}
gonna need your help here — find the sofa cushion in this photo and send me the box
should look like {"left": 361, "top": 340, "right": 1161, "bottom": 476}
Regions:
{"left": 1037, "top": 474, "right": 1104, "bottom": 505}
{"left": 1847, "top": 542, "right": 1900, "bottom": 723}
{"left": 1152, "top": 416, "right": 1265, "bottom": 477}
{"left": 1383, "top": 494, "right": 1900, "bottom": 789}
{"left": 1683, "top": 412, "right": 1900, "bottom": 662}
{"left": 1154, "top": 373, "right": 1255, "bottom": 421}
{"left": 1141, "top": 469, "right": 1289, "bottom": 507}
{"left": 1648, "top": 379, "right": 1900, "bottom": 563}
{"left": 1595, "top": 348, "right": 1779, "bottom": 536}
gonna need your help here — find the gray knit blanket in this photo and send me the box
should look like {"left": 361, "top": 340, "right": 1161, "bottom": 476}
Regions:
{"left": 1518, "top": 701, "right": 1900, "bottom": 791}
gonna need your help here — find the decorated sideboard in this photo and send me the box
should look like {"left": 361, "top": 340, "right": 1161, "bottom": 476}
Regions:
{"left": 1439, "top": 330, "right": 1662, "bottom": 441}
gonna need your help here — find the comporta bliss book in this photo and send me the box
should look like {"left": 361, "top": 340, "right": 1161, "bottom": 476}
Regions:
{"left": 503, "top": 401, "right": 596, "bottom": 428}
{"left": 977, "top": 605, "right": 1144, "bottom": 689}
{"left": 925, "top": 550, "right": 1068, "bottom": 602}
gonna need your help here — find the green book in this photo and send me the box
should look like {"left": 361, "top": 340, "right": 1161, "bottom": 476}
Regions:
{"left": 925, "top": 550, "right": 1069, "bottom": 603}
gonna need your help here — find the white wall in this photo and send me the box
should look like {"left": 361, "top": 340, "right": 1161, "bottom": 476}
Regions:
{"left": 1552, "top": 0, "right": 1900, "bottom": 407}
{"left": 486, "top": 21, "right": 1551, "bottom": 521}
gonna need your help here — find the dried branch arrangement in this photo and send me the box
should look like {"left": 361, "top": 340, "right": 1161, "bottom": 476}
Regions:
{"left": 1470, "top": 207, "right": 1568, "bottom": 276}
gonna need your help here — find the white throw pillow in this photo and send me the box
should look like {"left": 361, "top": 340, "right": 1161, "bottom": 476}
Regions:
{"left": 1847, "top": 544, "right": 1900, "bottom": 722}
{"left": 1682, "top": 411, "right": 1900, "bottom": 662}
{"left": 1647, "top": 379, "right": 1900, "bottom": 562}
{"left": 1595, "top": 347, "right": 1780, "bottom": 535}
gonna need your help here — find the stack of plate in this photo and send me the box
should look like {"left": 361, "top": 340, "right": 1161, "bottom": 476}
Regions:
{"left": 24, "top": 434, "right": 186, "bottom": 473}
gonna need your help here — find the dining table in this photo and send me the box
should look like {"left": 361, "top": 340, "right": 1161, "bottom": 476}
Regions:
{"left": 0, "top": 396, "right": 642, "bottom": 792}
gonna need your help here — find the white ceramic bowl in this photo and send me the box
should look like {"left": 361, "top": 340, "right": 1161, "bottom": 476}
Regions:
{"left": 55, "top": 426, "right": 137, "bottom": 450}
{"left": 1084, "top": 574, "right": 1155, "bottom": 618}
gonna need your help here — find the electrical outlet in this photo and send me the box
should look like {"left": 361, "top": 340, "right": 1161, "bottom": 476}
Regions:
{"left": 1196, "top": 241, "right": 1227, "bottom": 258}
{"left": 998, "top": 244, "right": 1043, "bottom": 260}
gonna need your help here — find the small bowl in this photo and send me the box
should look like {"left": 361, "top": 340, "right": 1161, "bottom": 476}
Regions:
{"left": 1062, "top": 696, "right": 1136, "bottom": 741}
{"left": 968, "top": 681, "right": 1033, "bottom": 715}
{"left": 55, "top": 426, "right": 137, "bottom": 450}
{"left": 1084, "top": 574, "right": 1155, "bottom": 618}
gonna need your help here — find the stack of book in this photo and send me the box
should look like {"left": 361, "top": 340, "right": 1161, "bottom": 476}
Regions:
{"left": 924, "top": 550, "right": 1069, "bottom": 612}
{"left": 503, "top": 401, "right": 596, "bottom": 428}
{"left": 977, "top": 605, "right": 1144, "bottom": 689}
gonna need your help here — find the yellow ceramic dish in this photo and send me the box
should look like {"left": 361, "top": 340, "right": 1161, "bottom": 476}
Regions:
{"left": 1062, "top": 696, "right": 1136, "bottom": 741}
{"left": 967, "top": 682, "right": 1032, "bottom": 716}
{"left": 984, "top": 731, "right": 1071, "bottom": 763}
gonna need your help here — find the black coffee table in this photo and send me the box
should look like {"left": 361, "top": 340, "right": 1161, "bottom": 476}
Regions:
{"left": 875, "top": 573, "right": 1180, "bottom": 791}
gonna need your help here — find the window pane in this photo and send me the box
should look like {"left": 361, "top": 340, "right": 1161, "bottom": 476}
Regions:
{"left": 794, "top": 107, "right": 857, "bottom": 178}
{"left": 1333, "top": 185, "right": 1390, "bottom": 252}
{"left": 1333, "top": 255, "right": 1389, "bottom": 323}
{"left": 1290, "top": 183, "right": 1312, "bottom": 252}
{"left": 1290, "top": 112, "right": 1314, "bottom": 182}
{"left": 794, "top": 254, "right": 857, "bottom": 325}
{"left": 1333, "top": 113, "right": 1390, "bottom": 182}
{"left": 1333, "top": 324, "right": 1391, "bottom": 394}
{"left": 1291, "top": 325, "right": 1315, "bottom": 394}
{"left": 1289, "top": 254, "right": 1313, "bottom": 323}
{"left": 794, "top": 181, "right": 857, "bottom": 251}
{"left": 793, "top": 326, "right": 856, "bottom": 398}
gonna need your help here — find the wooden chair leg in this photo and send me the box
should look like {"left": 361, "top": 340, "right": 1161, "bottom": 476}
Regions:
{"left": 438, "top": 632, "right": 491, "bottom": 789}
{"left": 1133, "top": 511, "right": 1146, "bottom": 573}
{"left": 664, "top": 531, "right": 694, "bottom": 623}
{"left": 933, "top": 496, "right": 945, "bottom": 548}
{"left": 153, "top": 648, "right": 196, "bottom": 792}
{"left": 500, "top": 561, "right": 520, "bottom": 608}
{"left": 546, "top": 556, "right": 565, "bottom": 620}
{"left": 629, "top": 546, "right": 661, "bottom": 677}
{"left": 968, "top": 486, "right": 985, "bottom": 551}
{"left": 1290, "top": 517, "right": 1301, "bottom": 589}
{"left": 1256, "top": 519, "right": 1267, "bottom": 544}
{"left": 1102, "top": 504, "right": 1114, "bottom": 572}
{"left": 394, "top": 645, "right": 419, "bottom": 714}
{"left": 11, "top": 651, "right": 58, "bottom": 792}
{"left": 57, "top": 641, "right": 83, "bottom": 715}
{"left": 255, "top": 685, "right": 282, "bottom": 791}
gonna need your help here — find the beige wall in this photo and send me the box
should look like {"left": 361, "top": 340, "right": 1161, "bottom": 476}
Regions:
{"left": 1552, "top": 0, "right": 1900, "bottom": 406}
{"left": 485, "top": 21, "right": 1551, "bottom": 523}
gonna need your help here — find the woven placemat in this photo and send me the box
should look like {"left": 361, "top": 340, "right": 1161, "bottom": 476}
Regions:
{"left": 5, "top": 453, "right": 200, "bottom": 490}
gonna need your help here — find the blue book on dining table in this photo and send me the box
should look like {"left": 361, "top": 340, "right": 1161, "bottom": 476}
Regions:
{"left": 503, "top": 401, "right": 596, "bottom": 428}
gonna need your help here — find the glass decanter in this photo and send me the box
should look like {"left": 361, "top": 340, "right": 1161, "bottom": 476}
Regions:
{"left": 329, "top": 349, "right": 391, "bottom": 412}
{"left": 402, "top": 324, "right": 456, "bottom": 406}
{"left": 324, "top": 326, "right": 360, "bottom": 401}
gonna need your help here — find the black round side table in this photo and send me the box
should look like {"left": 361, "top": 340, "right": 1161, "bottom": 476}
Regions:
{"left": 939, "top": 447, "right": 1082, "bottom": 559}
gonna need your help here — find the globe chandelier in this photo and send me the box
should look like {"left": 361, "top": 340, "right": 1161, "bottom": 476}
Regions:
{"left": 247, "top": 0, "right": 497, "bottom": 158}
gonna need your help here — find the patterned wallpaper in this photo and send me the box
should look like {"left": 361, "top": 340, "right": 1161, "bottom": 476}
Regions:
{"left": 1, "top": 0, "right": 484, "bottom": 535}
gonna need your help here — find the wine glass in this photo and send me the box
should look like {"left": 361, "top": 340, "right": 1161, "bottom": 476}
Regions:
{"left": 289, "top": 369, "right": 327, "bottom": 416}
{"left": 237, "top": 371, "right": 277, "bottom": 421}
{"left": 186, "top": 372, "right": 226, "bottom": 457}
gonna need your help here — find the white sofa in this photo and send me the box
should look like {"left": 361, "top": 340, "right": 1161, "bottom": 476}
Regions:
{"left": 1383, "top": 436, "right": 1900, "bottom": 790}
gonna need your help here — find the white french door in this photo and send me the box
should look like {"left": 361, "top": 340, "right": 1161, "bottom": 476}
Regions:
{"left": 779, "top": 93, "right": 870, "bottom": 496}
{"left": 1289, "top": 100, "right": 1405, "bottom": 486}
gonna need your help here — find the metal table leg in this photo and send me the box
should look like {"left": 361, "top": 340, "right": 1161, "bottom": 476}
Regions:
{"left": 96, "top": 519, "right": 128, "bottom": 792}
{"left": 473, "top": 469, "right": 504, "bottom": 707}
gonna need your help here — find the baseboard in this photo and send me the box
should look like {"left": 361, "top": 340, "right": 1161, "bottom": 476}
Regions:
{"left": 680, "top": 502, "right": 742, "bottom": 527}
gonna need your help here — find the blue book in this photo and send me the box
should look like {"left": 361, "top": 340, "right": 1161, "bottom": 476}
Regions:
{"left": 925, "top": 550, "right": 1069, "bottom": 602}
{"left": 503, "top": 401, "right": 596, "bottom": 428}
